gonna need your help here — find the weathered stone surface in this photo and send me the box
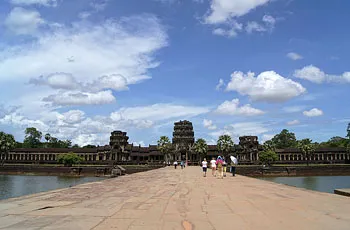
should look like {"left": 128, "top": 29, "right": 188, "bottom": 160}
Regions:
{"left": 1, "top": 167, "right": 350, "bottom": 229}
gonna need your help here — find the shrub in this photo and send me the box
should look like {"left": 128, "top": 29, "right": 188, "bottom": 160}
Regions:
{"left": 57, "top": 152, "right": 83, "bottom": 167}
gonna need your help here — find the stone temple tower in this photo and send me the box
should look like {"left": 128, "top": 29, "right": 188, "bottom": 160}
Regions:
{"left": 347, "top": 123, "right": 350, "bottom": 139}
{"left": 172, "top": 120, "right": 195, "bottom": 161}
{"left": 109, "top": 131, "right": 129, "bottom": 161}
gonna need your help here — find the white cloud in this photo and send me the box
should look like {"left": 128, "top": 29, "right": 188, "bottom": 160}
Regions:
{"left": 59, "top": 110, "right": 85, "bottom": 124}
{"left": 261, "top": 134, "right": 274, "bottom": 143}
{"left": 294, "top": 65, "right": 350, "bottom": 84}
{"left": 303, "top": 108, "right": 323, "bottom": 117}
{"left": 245, "top": 21, "right": 266, "bottom": 33}
{"left": 287, "top": 52, "right": 303, "bottom": 60}
{"left": 0, "top": 14, "right": 167, "bottom": 110}
{"left": 214, "top": 98, "right": 265, "bottom": 116}
{"left": 215, "top": 79, "right": 225, "bottom": 90}
{"left": 111, "top": 104, "right": 210, "bottom": 122}
{"left": 287, "top": 119, "right": 300, "bottom": 125}
{"left": 90, "top": 0, "right": 109, "bottom": 11}
{"left": 245, "top": 15, "right": 275, "bottom": 34}
{"left": 5, "top": 7, "right": 45, "bottom": 35}
{"left": 204, "top": 0, "right": 271, "bottom": 24}
{"left": 43, "top": 90, "right": 116, "bottom": 106}
{"left": 226, "top": 71, "right": 306, "bottom": 102}
{"left": 212, "top": 20, "right": 243, "bottom": 38}
{"left": 203, "top": 119, "right": 217, "bottom": 130}
{"left": 10, "top": 0, "right": 57, "bottom": 7}
{"left": 132, "top": 141, "right": 146, "bottom": 147}
{"left": 210, "top": 122, "right": 269, "bottom": 143}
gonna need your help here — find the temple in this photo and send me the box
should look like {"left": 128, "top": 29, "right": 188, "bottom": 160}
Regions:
{"left": 2, "top": 120, "right": 350, "bottom": 165}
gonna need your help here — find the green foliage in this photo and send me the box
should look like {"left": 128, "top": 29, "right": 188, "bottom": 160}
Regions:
{"left": 57, "top": 152, "right": 83, "bottom": 166}
{"left": 193, "top": 138, "right": 208, "bottom": 160}
{"left": 24, "top": 127, "right": 42, "bottom": 148}
{"left": 263, "top": 140, "right": 276, "bottom": 151}
{"left": 217, "top": 135, "right": 234, "bottom": 157}
{"left": 259, "top": 150, "right": 279, "bottom": 166}
{"left": 297, "top": 139, "right": 315, "bottom": 166}
{"left": 0, "top": 131, "right": 16, "bottom": 165}
{"left": 44, "top": 133, "right": 51, "bottom": 142}
{"left": 271, "top": 129, "right": 297, "bottom": 149}
{"left": 157, "top": 136, "right": 172, "bottom": 161}
{"left": 317, "top": 136, "right": 349, "bottom": 148}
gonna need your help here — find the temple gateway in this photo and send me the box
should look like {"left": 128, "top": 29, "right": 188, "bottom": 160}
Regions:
{"left": 2, "top": 120, "right": 350, "bottom": 165}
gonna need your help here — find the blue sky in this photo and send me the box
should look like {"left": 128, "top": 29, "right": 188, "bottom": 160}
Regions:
{"left": 0, "top": 0, "right": 349, "bottom": 146}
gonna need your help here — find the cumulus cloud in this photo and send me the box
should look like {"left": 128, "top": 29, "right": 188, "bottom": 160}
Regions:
{"left": 226, "top": 71, "right": 306, "bottom": 102}
{"left": 215, "top": 98, "right": 265, "bottom": 116}
{"left": 5, "top": 7, "right": 45, "bottom": 35}
{"left": 287, "top": 52, "right": 303, "bottom": 60}
{"left": 261, "top": 134, "right": 274, "bottom": 143}
{"left": 294, "top": 65, "right": 350, "bottom": 84}
{"left": 203, "top": 119, "right": 217, "bottom": 130}
{"left": 287, "top": 119, "right": 300, "bottom": 125}
{"left": 212, "top": 21, "right": 243, "bottom": 38}
{"left": 10, "top": 0, "right": 57, "bottom": 7}
{"left": 204, "top": 0, "right": 271, "bottom": 24}
{"left": 303, "top": 108, "right": 323, "bottom": 117}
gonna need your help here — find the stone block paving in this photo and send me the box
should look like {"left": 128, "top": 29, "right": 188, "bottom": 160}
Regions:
{"left": 1, "top": 167, "right": 350, "bottom": 229}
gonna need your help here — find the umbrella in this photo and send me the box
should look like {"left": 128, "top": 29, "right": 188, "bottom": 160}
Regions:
{"left": 230, "top": 156, "right": 238, "bottom": 165}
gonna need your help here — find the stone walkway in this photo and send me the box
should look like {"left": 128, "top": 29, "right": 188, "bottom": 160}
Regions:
{"left": 1, "top": 167, "right": 350, "bottom": 230}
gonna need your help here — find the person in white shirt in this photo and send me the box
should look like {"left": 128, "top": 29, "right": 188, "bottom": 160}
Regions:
{"left": 201, "top": 158, "right": 208, "bottom": 177}
{"left": 210, "top": 157, "right": 217, "bottom": 177}
{"left": 173, "top": 161, "right": 178, "bottom": 169}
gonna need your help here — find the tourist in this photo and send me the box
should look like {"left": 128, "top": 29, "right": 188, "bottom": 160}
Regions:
{"left": 230, "top": 156, "right": 238, "bottom": 176}
{"left": 222, "top": 157, "right": 227, "bottom": 177}
{"left": 180, "top": 160, "right": 184, "bottom": 169}
{"left": 201, "top": 158, "right": 208, "bottom": 177}
{"left": 216, "top": 156, "right": 224, "bottom": 179}
{"left": 210, "top": 157, "right": 217, "bottom": 176}
{"left": 174, "top": 161, "right": 178, "bottom": 169}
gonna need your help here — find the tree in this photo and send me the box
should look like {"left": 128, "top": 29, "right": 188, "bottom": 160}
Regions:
{"left": 83, "top": 144, "right": 96, "bottom": 148}
{"left": 263, "top": 140, "right": 276, "bottom": 151}
{"left": 157, "top": 136, "right": 172, "bottom": 162}
{"left": 297, "top": 138, "right": 315, "bottom": 166}
{"left": 271, "top": 129, "right": 297, "bottom": 149}
{"left": 45, "top": 133, "right": 51, "bottom": 143}
{"left": 0, "top": 132, "right": 16, "bottom": 166}
{"left": 193, "top": 138, "right": 208, "bottom": 162}
{"left": 72, "top": 144, "right": 80, "bottom": 148}
{"left": 259, "top": 150, "right": 278, "bottom": 166}
{"left": 24, "top": 127, "right": 42, "bottom": 148}
{"left": 57, "top": 152, "right": 83, "bottom": 167}
{"left": 217, "top": 135, "right": 234, "bottom": 158}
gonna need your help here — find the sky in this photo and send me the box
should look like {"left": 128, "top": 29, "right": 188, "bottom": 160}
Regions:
{"left": 0, "top": 0, "right": 349, "bottom": 147}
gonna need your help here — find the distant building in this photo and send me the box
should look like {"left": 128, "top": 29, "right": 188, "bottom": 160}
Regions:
{"left": 2, "top": 120, "right": 350, "bottom": 165}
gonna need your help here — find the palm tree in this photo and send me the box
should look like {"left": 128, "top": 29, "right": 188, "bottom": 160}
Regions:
{"left": 157, "top": 136, "right": 172, "bottom": 162}
{"left": 193, "top": 138, "right": 208, "bottom": 162}
{"left": 297, "top": 138, "right": 315, "bottom": 166}
{"left": 217, "top": 135, "right": 234, "bottom": 159}
{"left": 0, "top": 132, "right": 16, "bottom": 166}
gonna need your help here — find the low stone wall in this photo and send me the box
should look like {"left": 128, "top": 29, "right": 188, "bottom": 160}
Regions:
{"left": 236, "top": 165, "right": 350, "bottom": 177}
{"left": 0, "top": 165, "right": 165, "bottom": 177}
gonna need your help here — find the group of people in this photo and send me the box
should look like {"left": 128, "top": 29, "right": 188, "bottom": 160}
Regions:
{"left": 201, "top": 156, "right": 238, "bottom": 178}
{"left": 173, "top": 160, "right": 186, "bottom": 169}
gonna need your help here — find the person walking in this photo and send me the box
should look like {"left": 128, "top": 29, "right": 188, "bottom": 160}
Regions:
{"left": 201, "top": 158, "right": 208, "bottom": 177}
{"left": 210, "top": 157, "right": 216, "bottom": 177}
{"left": 216, "top": 156, "right": 224, "bottom": 179}
{"left": 174, "top": 161, "right": 178, "bottom": 169}
{"left": 230, "top": 156, "right": 238, "bottom": 176}
{"left": 180, "top": 160, "right": 184, "bottom": 169}
{"left": 222, "top": 157, "right": 227, "bottom": 177}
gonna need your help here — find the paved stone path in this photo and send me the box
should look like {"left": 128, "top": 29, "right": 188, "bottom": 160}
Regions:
{"left": 1, "top": 167, "right": 350, "bottom": 230}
